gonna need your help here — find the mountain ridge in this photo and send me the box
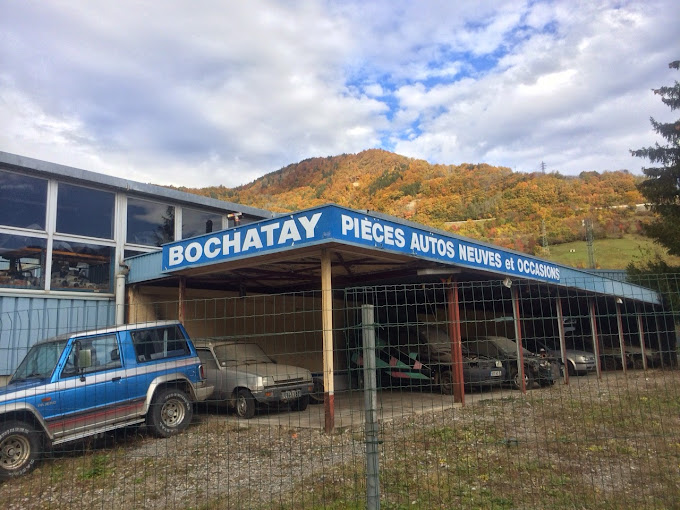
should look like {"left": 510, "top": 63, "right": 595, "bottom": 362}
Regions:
{"left": 176, "top": 149, "right": 647, "bottom": 257}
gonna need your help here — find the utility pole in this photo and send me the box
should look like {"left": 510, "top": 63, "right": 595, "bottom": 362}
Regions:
{"left": 540, "top": 161, "right": 547, "bottom": 174}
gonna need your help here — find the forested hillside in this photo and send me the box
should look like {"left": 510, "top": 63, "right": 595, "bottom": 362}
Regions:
{"left": 178, "top": 149, "right": 649, "bottom": 259}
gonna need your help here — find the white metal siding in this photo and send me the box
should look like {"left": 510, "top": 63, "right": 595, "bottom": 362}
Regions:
{"left": 0, "top": 296, "right": 115, "bottom": 375}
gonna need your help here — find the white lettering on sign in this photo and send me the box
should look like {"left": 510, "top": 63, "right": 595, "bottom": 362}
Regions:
{"left": 516, "top": 257, "right": 561, "bottom": 280}
{"left": 166, "top": 212, "right": 323, "bottom": 267}
{"left": 340, "top": 214, "right": 406, "bottom": 248}
{"left": 458, "top": 245, "right": 502, "bottom": 268}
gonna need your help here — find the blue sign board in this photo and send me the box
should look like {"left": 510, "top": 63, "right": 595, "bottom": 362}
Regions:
{"left": 162, "top": 205, "right": 562, "bottom": 283}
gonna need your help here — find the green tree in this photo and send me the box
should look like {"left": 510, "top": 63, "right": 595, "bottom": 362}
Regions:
{"left": 631, "top": 60, "right": 680, "bottom": 255}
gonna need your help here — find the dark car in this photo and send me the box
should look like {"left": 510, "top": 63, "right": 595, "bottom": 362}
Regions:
{"left": 600, "top": 344, "right": 662, "bottom": 371}
{"left": 464, "top": 336, "right": 558, "bottom": 389}
{"left": 402, "top": 326, "right": 506, "bottom": 392}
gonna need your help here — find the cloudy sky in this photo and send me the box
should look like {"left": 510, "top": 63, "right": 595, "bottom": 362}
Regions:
{"left": 1, "top": 1, "right": 677, "bottom": 187}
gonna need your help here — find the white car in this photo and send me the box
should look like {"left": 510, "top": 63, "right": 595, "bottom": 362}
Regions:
{"left": 195, "top": 339, "right": 313, "bottom": 419}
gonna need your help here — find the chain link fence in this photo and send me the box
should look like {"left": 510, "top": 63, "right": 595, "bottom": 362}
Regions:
{"left": 0, "top": 274, "right": 678, "bottom": 509}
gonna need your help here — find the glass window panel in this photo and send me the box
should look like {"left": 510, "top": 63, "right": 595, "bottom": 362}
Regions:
{"left": 57, "top": 183, "right": 115, "bottom": 239}
{"left": 182, "top": 208, "right": 222, "bottom": 239}
{"left": 51, "top": 240, "right": 114, "bottom": 292}
{"left": 130, "top": 325, "right": 189, "bottom": 362}
{"left": 0, "top": 234, "right": 46, "bottom": 289}
{"left": 62, "top": 334, "right": 121, "bottom": 377}
{"left": 0, "top": 170, "right": 47, "bottom": 229}
{"left": 126, "top": 198, "right": 174, "bottom": 246}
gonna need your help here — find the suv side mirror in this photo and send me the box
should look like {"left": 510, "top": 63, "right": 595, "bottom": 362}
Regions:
{"left": 78, "top": 349, "right": 93, "bottom": 369}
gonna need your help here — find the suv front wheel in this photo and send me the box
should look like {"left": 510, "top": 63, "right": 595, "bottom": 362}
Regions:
{"left": 0, "top": 421, "right": 41, "bottom": 480}
{"left": 147, "top": 388, "right": 193, "bottom": 437}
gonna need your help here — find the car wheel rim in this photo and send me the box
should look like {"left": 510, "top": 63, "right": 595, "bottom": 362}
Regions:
{"left": 237, "top": 397, "right": 248, "bottom": 416}
{"left": 0, "top": 434, "right": 30, "bottom": 470}
{"left": 441, "top": 373, "right": 453, "bottom": 393}
{"left": 161, "top": 398, "right": 185, "bottom": 427}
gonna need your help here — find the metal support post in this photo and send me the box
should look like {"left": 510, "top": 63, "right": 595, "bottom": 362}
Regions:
{"left": 362, "top": 305, "right": 381, "bottom": 510}
{"left": 589, "top": 299, "right": 602, "bottom": 379}
{"left": 654, "top": 314, "right": 665, "bottom": 369}
{"left": 511, "top": 286, "right": 527, "bottom": 393}
{"left": 445, "top": 278, "right": 465, "bottom": 404}
{"left": 556, "top": 296, "right": 569, "bottom": 384}
{"left": 178, "top": 276, "right": 186, "bottom": 323}
{"left": 636, "top": 305, "right": 648, "bottom": 371}
{"left": 615, "top": 300, "right": 627, "bottom": 375}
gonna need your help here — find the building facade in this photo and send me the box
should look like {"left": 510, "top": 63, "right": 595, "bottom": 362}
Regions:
{"left": 0, "top": 151, "right": 272, "bottom": 376}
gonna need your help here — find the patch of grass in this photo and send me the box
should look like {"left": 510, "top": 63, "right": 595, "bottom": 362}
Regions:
{"left": 544, "top": 234, "right": 680, "bottom": 269}
{"left": 79, "top": 454, "right": 111, "bottom": 480}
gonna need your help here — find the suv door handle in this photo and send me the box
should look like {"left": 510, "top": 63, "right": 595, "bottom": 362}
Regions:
{"left": 111, "top": 376, "right": 122, "bottom": 382}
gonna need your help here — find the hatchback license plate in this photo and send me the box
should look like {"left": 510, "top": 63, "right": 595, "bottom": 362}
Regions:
{"left": 281, "top": 389, "right": 302, "bottom": 400}
{"left": 490, "top": 370, "right": 502, "bottom": 377}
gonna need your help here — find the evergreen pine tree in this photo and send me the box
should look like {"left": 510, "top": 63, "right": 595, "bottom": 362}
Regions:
{"left": 631, "top": 60, "right": 680, "bottom": 255}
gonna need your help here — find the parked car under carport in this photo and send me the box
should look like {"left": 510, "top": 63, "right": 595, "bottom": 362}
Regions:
{"left": 401, "top": 325, "right": 506, "bottom": 392}
{"left": 195, "top": 339, "right": 314, "bottom": 419}
{"left": 600, "top": 345, "right": 662, "bottom": 371}
{"left": 463, "top": 336, "right": 559, "bottom": 389}
{"left": 523, "top": 337, "right": 596, "bottom": 376}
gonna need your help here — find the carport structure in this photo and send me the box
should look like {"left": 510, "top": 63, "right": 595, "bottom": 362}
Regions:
{"left": 125, "top": 204, "right": 664, "bottom": 432}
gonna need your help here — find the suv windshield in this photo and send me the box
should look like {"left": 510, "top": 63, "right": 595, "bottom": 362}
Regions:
{"left": 11, "top": 339, "right": 69, "bottom": 382}
{"left": 213, "top": 343, "right": 273, "bottom": 366}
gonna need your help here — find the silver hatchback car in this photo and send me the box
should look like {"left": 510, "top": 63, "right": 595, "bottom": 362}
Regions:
{"left": 195, "top": 339, "right": 313, "bottom": 419}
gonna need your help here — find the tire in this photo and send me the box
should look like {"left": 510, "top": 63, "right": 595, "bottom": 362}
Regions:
{"left": 235, "top": 388, "right": 256, "bottom": 419}
{"left": 147, "top": 388, "right": 193, "bottom": 437}
{"left": 511, "top": 367, "right": 533, "bottom": 390}
{"left": 291, "top": 394, "right": 309, "bottom": 412}
{"left": 567, "top": 362, "right": 576, "bottom": 377}
{"left": 309, "top": 377, "right": 324, "bottom": 404}
{"left": 440, "top": 370, "right": 454, "bottom": 395}
{"left": 633, "top": 357, "right": 645, "bottom": 370}
{"left": 0, "top": 421, "right": 42, "bottom": 480}
{"left": 603, "top": 357, "right": 618, "bottom": 371}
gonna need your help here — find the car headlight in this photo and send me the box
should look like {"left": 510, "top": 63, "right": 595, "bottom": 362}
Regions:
{"left": 539, "top": 360, "right": 551, "bottom": 368}
{"left": 577, "top": 355, "right": 588, "bottom": 362}
{"left": 259, "top": 376, "right": 274, "bottom": 389}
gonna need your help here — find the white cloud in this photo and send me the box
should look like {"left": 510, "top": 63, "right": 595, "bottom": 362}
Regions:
{"left": 0, "top": 0, "right": 677, "bottom": 186}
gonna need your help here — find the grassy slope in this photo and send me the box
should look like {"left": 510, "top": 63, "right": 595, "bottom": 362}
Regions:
{"left": 540, "top": 234, "right": 680, "bottom": 269}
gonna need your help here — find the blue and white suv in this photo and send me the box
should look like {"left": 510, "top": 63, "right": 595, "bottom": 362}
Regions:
{"left": 0, "top": 320, "right": 211, "bottom": 479}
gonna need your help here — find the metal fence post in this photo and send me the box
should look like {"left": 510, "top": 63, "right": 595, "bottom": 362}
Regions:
{"left": 362, "top": 304, "right": 381, "bottom": 510}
